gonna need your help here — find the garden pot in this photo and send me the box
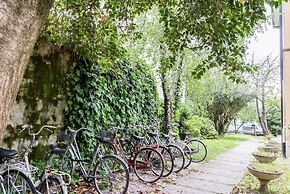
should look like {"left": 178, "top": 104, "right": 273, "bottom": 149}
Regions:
{"left": 266, "top": 141, "right": 281, "bottom": 149}
{"left": 258, "top": 146, "right": 279, "bottom": 153}
{"left": 267, "top": 140, "right": 279, "bottom": 145}
{"left": 247, "top": 165, "right": 283, "bottom": 194}
{"left": 252, "top": 152, "right": 278, "bottom": 163}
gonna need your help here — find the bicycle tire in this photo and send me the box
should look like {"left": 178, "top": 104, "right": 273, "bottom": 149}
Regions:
{"left": 183, "top": 144, "right": 193, "bottom": 169}
{"left": 186, "top": 139, "right": 208, "bottom": 162}
{"left": 167, "top": 144, "right": 185, "bottom": 173}
{"left": 38, "top": 175, "right": 67, "bottom": 194}
{"left": 159, "top": 145, "right": 174, "bottom": 177}
{"left": 94, "top": 155, "right": 129, "bottom": 194}
{"left": 1, "top": 169, "right": 37, "bottom": 194}
{"left": 133, "top": 147, "right": 164, "bottom": 183}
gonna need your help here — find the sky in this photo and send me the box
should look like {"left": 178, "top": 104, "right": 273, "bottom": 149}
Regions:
{"left": 246, "top": 7, "right": 280, "bottom": 63}
{"left": 245, "top": 13, "right": 281, "bottom": 97}
{"left": 246, "top": 25, "right": 280, "bottom": 62}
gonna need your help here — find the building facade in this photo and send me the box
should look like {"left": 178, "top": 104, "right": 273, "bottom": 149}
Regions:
{"left": 282, "top": 2, "right": 290, "bottom": 157}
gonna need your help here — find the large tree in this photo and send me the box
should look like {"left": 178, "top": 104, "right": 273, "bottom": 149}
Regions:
{"left": 0, "top": 0, "right": 53, "bottom": 137}
{"left": 0, "top": 0, "right": 282, "bottom": 139}
{"left": 251, "top": 55, "right": 279, "bottom": 135}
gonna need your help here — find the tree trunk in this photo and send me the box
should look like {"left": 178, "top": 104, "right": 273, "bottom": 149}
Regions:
{"left": 160, "top": 71, "right": 171, "bottom": 133}
{"left": 235, "top": 121, "right": 245, "bottom": 133}
{"left": 256, "top": 96, "right": 268, "bottom": 136}
{"left": 172, "top": 52, "right": 184, "bottom": 115}
{"left": 0, "top": 0, "right": 53, "bottom": 139}
{"left": 260, "top": 85, "right": 269, "bottom": 135}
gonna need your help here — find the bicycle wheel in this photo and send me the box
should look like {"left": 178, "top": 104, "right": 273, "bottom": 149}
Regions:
{"left": 38, "top": 175, "right": 67, "bottom": 194}
{"left": 187, "top": 139, "right": 208, "bottom": 162}
{"left": 167, "top": 144, "right": 185, "bottom": 173}
{"left": 183, "top": 144, "right": 192, "bottom": 169}
{"left": 1, "top": 169, "right": 37, "bottom": 194}
{"left": 159, "top": 145, "right": 174, "bottom": 177}
{"left": 133, "top": 147, "right": 164, "bottom": 183}
{"left": 94, "top": 155, "right": 129, "bottom": 194}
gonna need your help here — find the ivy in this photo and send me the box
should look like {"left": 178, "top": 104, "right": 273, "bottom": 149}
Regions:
{"left": 64, "top": 58, "right": 158, "bottom": 150}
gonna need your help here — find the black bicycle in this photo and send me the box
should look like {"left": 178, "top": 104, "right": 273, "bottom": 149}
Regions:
{"left": 47, "top": 127, "right": 130, "bottom": 194}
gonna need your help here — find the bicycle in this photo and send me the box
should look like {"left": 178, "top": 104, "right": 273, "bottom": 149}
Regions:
{"left": 47, "top": 127, "right": 130, "bottom": 194}
{"left": 182, "top": 132, "right": 208, "bottom": 163}
{"left": 145, "top": 126, "right": 186, "bottom": 173}
{"left": 96, "top": 126, "right": 165, "bottom": 183}
{"left": 20, "top": 124, "right": 70, "bottom": 194}
{"left": 0, "top": 147, "right": 37, "bottom": 193}
{"left": 139, "top": 125, "right": 174, "bottom": 177}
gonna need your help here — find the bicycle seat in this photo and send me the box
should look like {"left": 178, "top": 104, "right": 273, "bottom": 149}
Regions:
{"left": 49, "top": 144, "right": 67, "bottom": 155}
{"left": 133, "top": 135, "right": 144, "bottom": 141}
{"left": 0, "top": 148, "right": 17, "bottom": 160}
{"left": 183, "top": 132, "right": 191, "bottom": 136}
{"left": 147, "top": 131, "right": 158, "bottom": 137}
{"left": 96, "top": 136, "right": 112, "bottom": 144}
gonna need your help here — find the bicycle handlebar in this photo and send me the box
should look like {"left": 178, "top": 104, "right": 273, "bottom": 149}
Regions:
{"left": 66, "top": 126, "right": 93, "bottom": 135}
{"left": 21, "top": 124, "right": 57, "bottom": 136}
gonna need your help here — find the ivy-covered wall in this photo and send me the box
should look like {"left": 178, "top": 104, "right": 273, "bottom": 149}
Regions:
{"left": 65, "top": 59, "right": 158, "bottom": 151}
{"left": 2, "top": 42, "right": 159, "bottom": 159}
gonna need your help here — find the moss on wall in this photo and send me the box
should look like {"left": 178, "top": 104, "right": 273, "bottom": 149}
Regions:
{"left": 4, "top": 42, "right": 71, "bottom": 161}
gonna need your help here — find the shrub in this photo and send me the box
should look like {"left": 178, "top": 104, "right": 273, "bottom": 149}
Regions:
{"left": 199, "top": 117, "right": 218, "bottom": 139}
{"left": 184, "top": 117, "right": 201, "bottom": 137}
{"left": 183, "top": 115, "right": 217, "bottom": 139}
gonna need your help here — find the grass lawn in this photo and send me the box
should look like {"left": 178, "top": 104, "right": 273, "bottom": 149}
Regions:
{"left": 204, "top": 134, "right": 257, "bottom": 161}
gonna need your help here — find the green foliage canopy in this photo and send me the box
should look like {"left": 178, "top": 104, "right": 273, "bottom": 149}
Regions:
{"left": 156, "top": 0, "right": 271, "bottom": 77}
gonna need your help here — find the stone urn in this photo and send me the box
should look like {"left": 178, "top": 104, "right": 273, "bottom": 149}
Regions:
{"left": 247, "top": 165, "right": 283, "bottom": 193}
{"left": 265, "top": 141, "right": 281, "bottom": 150}
{"left": 258, "top": 146, "right": 279, "bottom": 153}
{"left": 252, "top": 152, "right": 278, "bottom": 163}
{"left": 265, "top": 135, "right": 273, "bottom": 141}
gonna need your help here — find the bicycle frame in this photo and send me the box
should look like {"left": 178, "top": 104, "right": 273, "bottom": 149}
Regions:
{"left": 98, "top": 128, "right": 160, "bottom": 170}
{"left": 19, "top": 125, "right": 70, "bottom": 193}
{"left": 62, "top": 127, "right": 104, "bottom": 180}
{"left": 0, "top": 175, "right": 6, "bottom": 194}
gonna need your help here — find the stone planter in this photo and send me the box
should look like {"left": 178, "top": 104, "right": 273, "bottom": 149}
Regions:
{"left": 258, "top": 146, "right": 279, "bottom": 153}
{"left": 265, "top": 141, "right": 281, "bottom": 150}
{"left": 247, "top": 166, "right": 283, "bottom": 193}
{"left": 252, "top": 152, "right": 278, "bottom": 163}
{"left": 267, "top": 140, "right": 279, "bottom": 144}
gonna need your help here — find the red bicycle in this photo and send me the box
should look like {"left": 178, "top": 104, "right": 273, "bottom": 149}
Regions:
{"left": 96, "top": 127, "right": 165, "bottom": 183}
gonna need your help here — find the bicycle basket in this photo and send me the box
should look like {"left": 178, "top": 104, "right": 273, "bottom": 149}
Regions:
{"left": 56, "top": 130, "right": 73, "bottom": 144}
{"left": 8, "top": 160, "right": 38, "bottom": 177}
{"left": 98, "top": 130, "right": 115, "bottom": 142}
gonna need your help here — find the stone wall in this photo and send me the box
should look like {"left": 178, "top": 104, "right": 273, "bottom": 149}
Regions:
{"left": 2, "top": 42, "right": 70, "bottom": 160}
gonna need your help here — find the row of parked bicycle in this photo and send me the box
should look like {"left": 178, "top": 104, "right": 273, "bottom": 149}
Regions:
{"left": 0, "top": 124, "right": 208, "bottom": 194}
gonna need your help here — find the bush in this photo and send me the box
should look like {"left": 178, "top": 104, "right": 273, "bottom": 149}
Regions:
{"left": 199, "top": 117, "right": 218, "bottom": 139}
{"left": 184, "top": 117, "right": 201, "bottom": 137}
{"left": 183, "top": 116, "right": 218, "bottom": 139}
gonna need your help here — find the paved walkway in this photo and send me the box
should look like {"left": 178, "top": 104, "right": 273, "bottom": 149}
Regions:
{"left": 129, "top": 139, "right": 260, "bottom": 194}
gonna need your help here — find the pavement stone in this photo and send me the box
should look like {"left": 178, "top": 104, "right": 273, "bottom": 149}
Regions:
{"left": 127, "top": 139, "right": 260, "bottom": 194}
